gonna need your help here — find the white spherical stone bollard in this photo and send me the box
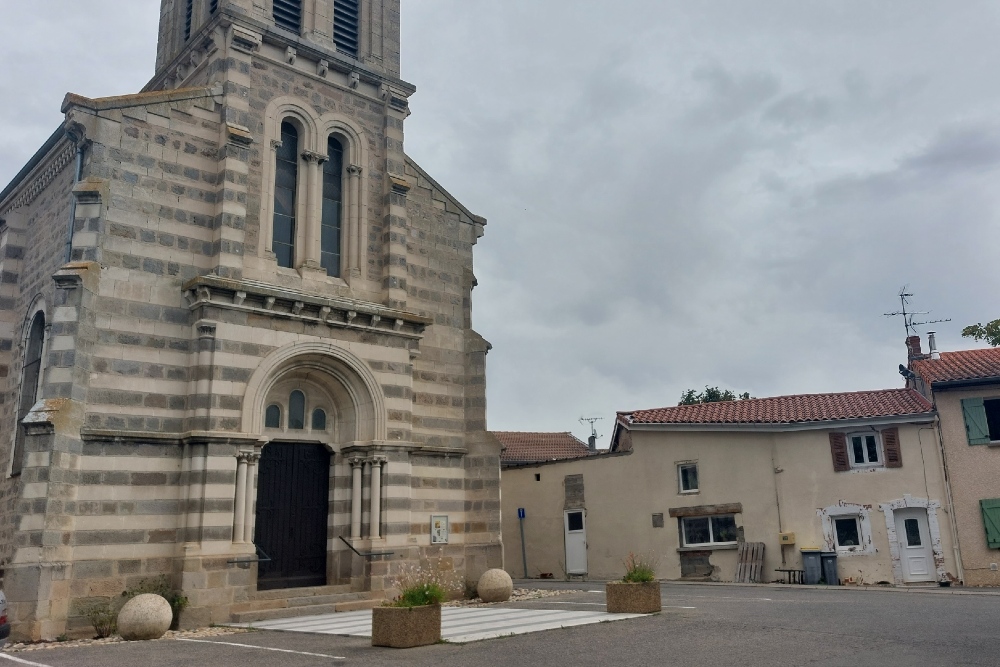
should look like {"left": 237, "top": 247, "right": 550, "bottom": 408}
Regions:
{"left": 117, "top": 593, "right": 173, "bottom": 641}
{"left": 477, "top": 568, "right": 514, "bottom": 603}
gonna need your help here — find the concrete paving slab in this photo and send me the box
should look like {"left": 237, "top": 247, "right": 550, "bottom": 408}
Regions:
{"left": 229, "top": 606, "right": 646, "bottom": 643}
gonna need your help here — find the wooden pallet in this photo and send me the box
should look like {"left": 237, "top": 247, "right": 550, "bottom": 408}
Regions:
{"left": 736, "top": 541, "right": 765, "bottom": 583}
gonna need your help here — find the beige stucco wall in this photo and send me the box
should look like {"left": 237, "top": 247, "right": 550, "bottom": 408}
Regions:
{"left": 501, "top": 421, "right": 958, "bottom": 585}
{"left": 935, "top": 387, "right": 1000, "bottom": 586}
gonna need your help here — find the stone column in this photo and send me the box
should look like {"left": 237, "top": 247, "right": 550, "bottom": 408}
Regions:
{"left": 244, "top": 452, "right": 260, "bottom": 544}
{"left": 347, "top": 165, "right": 363, "bottom": 277}
{"left": 350, "top": 457, "right": 364, "bottom": 539}
{"left": 301, "top": 151, "right": 325, "bottom": 269}
{"left": 369, "top": 456, "right": 386, "bottom": 539}
{"left": 232, "top": 452, "right": 250, "bottom": 543}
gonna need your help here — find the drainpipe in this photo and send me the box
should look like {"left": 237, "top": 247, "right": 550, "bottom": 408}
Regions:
{"left": 63, "top": 142, "right": 85, "bottom": 263}
{"left": 932, "top": 415, "right": 965, "bottom": 583}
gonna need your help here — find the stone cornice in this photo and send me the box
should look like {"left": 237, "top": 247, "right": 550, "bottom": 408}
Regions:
{"left": 80, "top": 428, "right": 263, "bottom": 447}
{"left": 183, "top": 275, "right": 431, "bottom": 340}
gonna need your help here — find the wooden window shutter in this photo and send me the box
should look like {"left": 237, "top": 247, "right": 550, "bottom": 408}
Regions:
{"left": 882, "top": 427, "right": 902, "bottom": 468}
{"left": 829, "top": 433, "right": 850, "bottom": 472}
{"left": 962, "top": 398, "right": 991, "bottom": 445}
{"left": 980, "top": 499, "right": 1000, "bottom": 549}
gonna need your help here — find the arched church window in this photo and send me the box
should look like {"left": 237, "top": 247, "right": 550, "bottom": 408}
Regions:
{"left": 273, "top": 0, "right": 302, "bottom": 33}
{"left": 210, "top": 0, "right": 219, "bottom": 14}
{"left": 321, "top": 137, "right": 345, "bottom": 277}
{"left": 312, "top": 408, "right": 327, "bottom": 431}
{"left": 333, "top": 0, "right": 360, "bottom": 57}
{"left": 273, "top": 121, "right": 299, "bottom": 268}
{"left": 13, "top": 312, "right": 45, "bottom": 476}
{"left": 265, "top": 404, "right": 282, "bottom": 429}
{"left": 288, "top": 390, "right": 306, "bottom": 430}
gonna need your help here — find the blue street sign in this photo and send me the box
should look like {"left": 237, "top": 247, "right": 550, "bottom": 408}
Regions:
{"left": 517, "top": 507, "right": 526, "bottom": 519}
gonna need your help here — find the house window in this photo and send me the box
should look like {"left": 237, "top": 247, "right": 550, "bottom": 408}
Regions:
{"left": 962, "top": 397, "right": 1000, "bottom": 445}
{"left": 272, "top": 122, "right": 299, "bottom": 268}
{"left": 848, "top": 433, "right": 881, "bottom": 468}
{"left": 981, "top": 499, "right": 1000, "bottom": 549}
{"left": 678, "top": 463, "right": 698, "bottom": 493}
{"left": 265, "top": 404, "right": 282, "bottom": 429}
{"left": 834, "top": 516, "right": 862, "bottom": 549}
{"left": 333, "top": 0, "right": 360, "bottom": 57}
{"left": 13, "top": 312, "right": 45, "bottom": 476}
{"left": 681, "top": 515, "right": 738, "bottom": 547}
{"left": 321, "top": 137, "right": 344, "bottom": 277}
{"left": 273, "top": 0, "right": 302, "bottom": 33}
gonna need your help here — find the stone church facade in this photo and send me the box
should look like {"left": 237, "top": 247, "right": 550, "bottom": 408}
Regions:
{"left": 0, "top": 0, "right": 500, "bottom": 640}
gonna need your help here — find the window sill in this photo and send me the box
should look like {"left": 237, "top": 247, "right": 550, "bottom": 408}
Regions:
{"left": 679, "top": 490, "right": 700, "bottom": 496}
{"left": 677, "top": 544, "right": 738, "bottom": 552}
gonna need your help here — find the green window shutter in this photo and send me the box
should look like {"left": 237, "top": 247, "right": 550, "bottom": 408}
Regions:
{"left": 962, "top": 398, "right": 991, "bottom": 445}
{"left": 980, "top": 499, "right": 1000, "bottom": 549}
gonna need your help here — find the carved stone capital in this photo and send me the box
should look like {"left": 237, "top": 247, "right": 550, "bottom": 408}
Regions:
{"left": 301, "top": 150, "right": 327, "bottom": 164}
{"left": 370, "top": 455, "right": 388, "bottom": 467}
{"left": 349, "top": 457, "right": 365, "bottom": 469}
{"left": 347, "top": 165, "right": 363, "bottom": 178}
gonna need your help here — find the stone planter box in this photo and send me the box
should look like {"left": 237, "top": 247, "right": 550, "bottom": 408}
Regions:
{"left": 371, "top": 604, "right": 442, "bottom": 648}
{"left": 605, "top": 581, "right": 661, "bottom": 614}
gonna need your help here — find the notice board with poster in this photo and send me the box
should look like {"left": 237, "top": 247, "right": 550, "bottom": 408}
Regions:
{"left": 431, "top": 515, "right": 449, "bottom": 544}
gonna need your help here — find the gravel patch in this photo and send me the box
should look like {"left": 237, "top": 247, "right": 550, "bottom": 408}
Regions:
{"left": 445, "top": 587, "right": 580, "bottom": 607}
{"left": 4, "top": 626, "right": 250, "bottom": 653}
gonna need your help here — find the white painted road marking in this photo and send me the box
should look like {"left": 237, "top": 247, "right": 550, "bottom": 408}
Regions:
{"left": 231, "top": 606, "right": 645, "bottom": 643}
{"left": 176, "top": 638, "right": 346, "bottom": 659}
{"left": 0, "top": 653, "right": 56, "bottom": 667}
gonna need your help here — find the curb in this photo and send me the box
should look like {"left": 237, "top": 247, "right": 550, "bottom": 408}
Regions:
{"left": 513, "top": 579, "right": 1000, "bottom": 597}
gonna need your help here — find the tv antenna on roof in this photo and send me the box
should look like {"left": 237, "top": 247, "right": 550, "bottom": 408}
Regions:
{"left": 579, "top": 416, "right": 603, "bottom": 440}
{"left": 883, "top": 287, "right": 950, "bottom": 337}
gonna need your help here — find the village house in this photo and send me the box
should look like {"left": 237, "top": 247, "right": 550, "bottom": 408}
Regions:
{"left": 501, "top": 388, "right": 961, "bottom": 586}
{"left": 0, "top": 0, "right": 500, "bottom": 640}
{"left": 907, "top": 334, "right": 1000, "bottom": 586}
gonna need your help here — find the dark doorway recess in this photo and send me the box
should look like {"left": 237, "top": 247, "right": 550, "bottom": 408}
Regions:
{"left": 255, "top": 442, "right": 331, "bottom": 590}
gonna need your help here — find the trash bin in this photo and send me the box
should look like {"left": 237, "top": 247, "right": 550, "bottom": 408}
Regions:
{"left": 820, "top": 552, "right": 839, "bottom": 585}
{"left": 801, "top": 549, "right": 822, "bottom": 585}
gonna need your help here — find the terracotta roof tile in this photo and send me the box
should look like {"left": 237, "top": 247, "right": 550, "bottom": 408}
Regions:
{"left": 621, "top": 389, "right": 934, "bottom": 426}
{"left": 911, "top": 348, "right": 1000, "bottom": 384}
{"left": 493, "top": 431, "right": 592, "bottom": 464}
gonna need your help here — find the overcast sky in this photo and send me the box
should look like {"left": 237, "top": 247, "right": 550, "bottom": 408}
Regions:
{"left": 2, "top": 2, "right": 996, "bottom": 447}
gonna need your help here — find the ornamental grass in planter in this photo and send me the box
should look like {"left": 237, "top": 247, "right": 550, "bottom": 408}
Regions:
{"left": 606, "top": 552, "right": 661, "bottom": 614}
{"left": 372, "top": 564, "right": 460, "bottom": 648}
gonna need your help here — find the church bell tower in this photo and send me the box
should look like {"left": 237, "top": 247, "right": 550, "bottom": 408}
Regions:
{"left": 152, "top": 0, "right": 402, "bottom": 88}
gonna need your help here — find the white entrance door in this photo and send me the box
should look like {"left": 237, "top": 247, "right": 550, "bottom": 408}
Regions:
{"left": 894, "top": 508, "right": 935, "bottom": 582}
{"left": 564, "top": 509, "right": 587, "bottom": 575}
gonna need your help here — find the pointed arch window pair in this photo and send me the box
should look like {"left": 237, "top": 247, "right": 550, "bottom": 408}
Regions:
{"left": 272, "top": 123, "right": 345, "bottom": 277}
{"left": 265, "top": 390, "right": 328, "bottom": 432}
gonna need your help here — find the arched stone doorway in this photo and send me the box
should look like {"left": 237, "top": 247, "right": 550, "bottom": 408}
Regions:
{"left": 242, "top": 343, "right": 387, "bottom": 591}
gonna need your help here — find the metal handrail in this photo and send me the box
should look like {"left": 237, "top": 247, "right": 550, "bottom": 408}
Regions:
{"left": 227, "top": 544, "right": 273, "bottom": 567}
{"left": 338, "top": 535, "right": 393, "bottom": 559}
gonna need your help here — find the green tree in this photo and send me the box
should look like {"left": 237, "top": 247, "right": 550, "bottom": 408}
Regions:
{"left": 678, "top": 386, "right": 752, "bottom": 406}
{"left": 962, "top": 320, "right": 1000, "bottom": 347}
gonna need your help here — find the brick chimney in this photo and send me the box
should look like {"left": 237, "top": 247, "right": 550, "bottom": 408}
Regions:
{"left": 906, "top": 335, "right": 924, "bottom": 361}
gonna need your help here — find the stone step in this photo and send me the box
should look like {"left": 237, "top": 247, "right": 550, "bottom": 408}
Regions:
{"left": 251, "top": 584, "right": 353, "bottom": 601}
{"left": 231, "top": 598, "right": 380, "bottom": 624}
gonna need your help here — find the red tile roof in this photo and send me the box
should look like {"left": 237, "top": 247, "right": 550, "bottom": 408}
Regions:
{"left": 911, "top": 348, "right": 1000, "bottom": 384}
{"left": 493, "top": 431, "right": 592, "bottom": 465}
{"left": 621, "top": 389, "right": 934, "bottom": 426}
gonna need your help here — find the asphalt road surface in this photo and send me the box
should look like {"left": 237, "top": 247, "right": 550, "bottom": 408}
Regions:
{"left": 6, "top": 582, "right": 1000, "bottom": 666}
